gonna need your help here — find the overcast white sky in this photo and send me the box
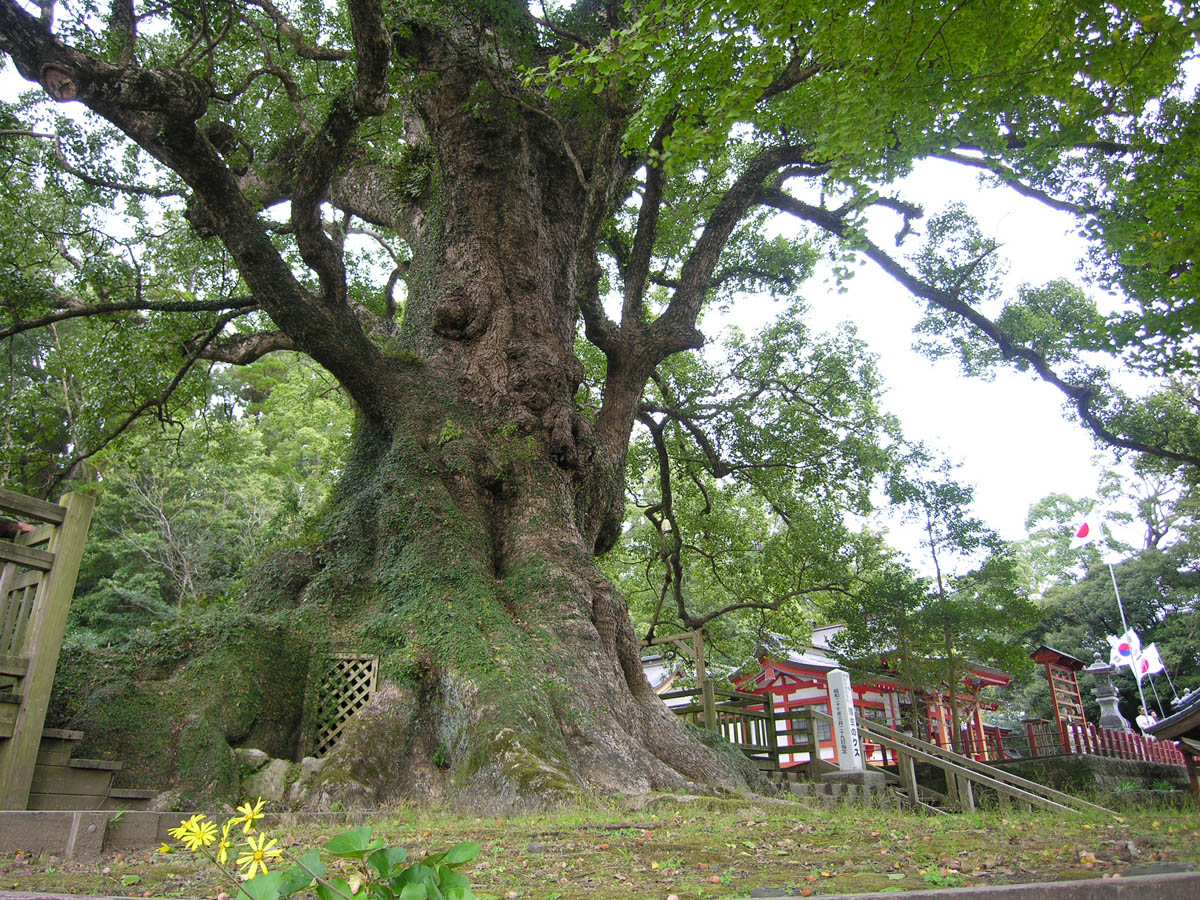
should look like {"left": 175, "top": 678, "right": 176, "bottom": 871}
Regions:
{"left": 751, "top": 158, "right": 1127, "bottom": 545}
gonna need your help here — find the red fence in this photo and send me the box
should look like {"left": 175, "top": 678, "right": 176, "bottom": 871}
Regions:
{"left": 1015, "top": 717, "right": 1186, "bottom": 766}
{"left": 1066, "top": 721, "right": 1187, "bottom": 765}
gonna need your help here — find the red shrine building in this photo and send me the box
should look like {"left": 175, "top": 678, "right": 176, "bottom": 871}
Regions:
{"left": 735, "top": 625, "right": 1014, "bottom": 766}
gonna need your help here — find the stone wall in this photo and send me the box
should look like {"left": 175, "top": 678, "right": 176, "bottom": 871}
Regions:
{"left": 990, "top": 754, "right": 1190, "bottom": 793}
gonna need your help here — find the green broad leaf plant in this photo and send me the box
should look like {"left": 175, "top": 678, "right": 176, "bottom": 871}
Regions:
{"left": 165, "top": 800, "right": 480, "bottom": 900}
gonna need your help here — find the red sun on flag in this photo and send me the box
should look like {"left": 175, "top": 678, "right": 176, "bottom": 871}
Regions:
{"left": 1076, "top": 523, "right": 1090, "bottom": 539}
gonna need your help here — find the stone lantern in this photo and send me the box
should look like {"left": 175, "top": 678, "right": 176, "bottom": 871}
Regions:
{"left": 1084, "top": 652, "right": 1132, "bottom": 733}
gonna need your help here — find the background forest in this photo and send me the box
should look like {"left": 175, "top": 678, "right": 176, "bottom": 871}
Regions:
{"left": 8, "top": 315, "right": 1196, "bottom": 728}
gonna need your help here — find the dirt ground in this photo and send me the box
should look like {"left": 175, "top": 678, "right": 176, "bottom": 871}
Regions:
{"left": 2, "top": 798, "right": 1196, "bottom": 899}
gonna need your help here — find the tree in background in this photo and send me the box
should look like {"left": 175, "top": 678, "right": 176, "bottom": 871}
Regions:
{"left": 828, "top": 464, "right": 1037, "bottom": 750}
{"left": 1013, "top": 458, "right": 1200, "bottom": 723}
{"left": 607, "top": 306, "right": 900, "bottom": 663}
{"left": 2, "top": 0, "right": 1200, "bottom": 807}
{"left": 68, "top": 356, "right": 351, "bottom": 645}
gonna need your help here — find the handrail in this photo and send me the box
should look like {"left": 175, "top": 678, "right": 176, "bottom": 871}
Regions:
{"left": 857, "top": 717, "right": 1113, "bottom": 815}
{"left": 857, "top": 721, "right": 1076, "bottom": 814}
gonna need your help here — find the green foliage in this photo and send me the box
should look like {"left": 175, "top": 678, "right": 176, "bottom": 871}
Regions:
{"left": 826, "top": 463, "right": 1037, "bottom": 741}
{"left": 5, "top": 0, "right": 1200, "bottom": 803}
{"left": 611, "top": 304, "right": 903, "bottom": 661}
{"left": 1008, "top": 463, "right": 1200, "bottom": 723}
{"left": 63, "top": 355, "right": 349, "bottom": 644}
{"left": 165, "top": 808, "right": 479, "bottom": 900}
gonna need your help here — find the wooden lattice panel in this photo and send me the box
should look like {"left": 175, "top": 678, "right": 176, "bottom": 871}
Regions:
{"left": 313, "top": 654, "right": 378, "bottom": 758}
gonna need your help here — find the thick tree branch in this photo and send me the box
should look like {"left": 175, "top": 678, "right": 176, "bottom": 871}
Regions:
{"left": 760, "top": 54, "right": 828, "bottom": 102}
{"left": 575, "top": 120, "right": 640, "bottom": 355}
{"left": 0, "top": 1, "right": 208, "bottom": 125}
{"left": 621, "top": 113, "right": 674, "bottom": 327}
{"left": 686, "top": 585, "right": 850, "bottom": 630}
{"left": 290, "top": 0, "right": 391, "bottom": 305}
{"left": 191, "top": 330, "right": 299, "bottom": 365}
{"left": 243, "top": 0, "right": 351, "bottom": 61}
{"left": 0, "top": 0, "right": 398, "bottom": 420}
{"left": 934, "top": 150, "right": 1099, "bottom": 215}
{"left": 0, "top": 296, "right": 257, "bottom": 340}
{"left": 762, "top": 187, "right": 1200, "bottom": 469}
{"left": 650, "top": 144, "right": 815, "bottom": 357}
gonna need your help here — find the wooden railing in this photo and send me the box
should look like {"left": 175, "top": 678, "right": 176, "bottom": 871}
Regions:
{"left": 663, "top": 689, "right": 844, "bottom": 778}
{"left": 0, "top": 488, "right": 94, "bottom": 809}
{"left": 661, "top": 685, "right": 779, "bottom": 770}
{"left": 1065, "top": 720, "right": 1185, "bottom": 765}
{"left": 855, "top": 717, "right": 1113, "bottom": 815}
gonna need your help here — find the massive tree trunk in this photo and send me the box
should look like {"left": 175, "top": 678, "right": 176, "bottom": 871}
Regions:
{"left": 300, "top": 413, "right": 735, "bottom": 809}
{"left": 235, "top": 28, "right": 741, "bottom": 807}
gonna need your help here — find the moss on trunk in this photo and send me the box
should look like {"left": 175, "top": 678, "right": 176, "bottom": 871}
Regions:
{"left": 50, "top": 404, "right": 754, "bottom": 810}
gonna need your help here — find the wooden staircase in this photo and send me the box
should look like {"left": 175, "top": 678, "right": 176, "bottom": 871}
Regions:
{"left": 30, "top": 728, "right": 157, "bottom": 811}
{"left": 2, "top": 490, "right": 159, "bottom": 812}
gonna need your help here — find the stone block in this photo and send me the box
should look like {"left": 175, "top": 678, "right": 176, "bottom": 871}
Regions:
{"left": 234, "top": 747, "right": 270, "bottom": 772}
{"left": 819, "top": 769, "right": 887, "bottom": 788}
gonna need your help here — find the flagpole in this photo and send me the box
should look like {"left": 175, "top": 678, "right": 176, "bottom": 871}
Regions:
{"left": 1107, "top": 562, "right": 1150, "bottom": 713}
{"left": 1160, "top": 663, "right": 1182, "bottom": 703}
{"left": 1146, "top": 675, "right": 1166, "bottom": 718}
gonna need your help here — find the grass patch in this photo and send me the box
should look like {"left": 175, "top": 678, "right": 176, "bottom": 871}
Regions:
{"left": 1, "top": 802, "right": 1196, "bottom": 899}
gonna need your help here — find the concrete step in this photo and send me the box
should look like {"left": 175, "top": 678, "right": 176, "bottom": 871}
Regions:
{"left": 28, "top": 760, "right": 118, "bottom": 810}
{"left": 784, "top": 780, "right": 897, "bottom": 809}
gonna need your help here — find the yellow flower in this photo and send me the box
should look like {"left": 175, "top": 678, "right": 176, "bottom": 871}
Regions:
{"left": 167, "top": 814, "right": 218, "bottom": 851}
{"left": 231, "top": 797, "right": 267, "bottom": 834}
{"left": 167, "top": 814, "right": 206, "bottom": 841}
{"left": 236, "top": 832, "right": 282, "bottom": 879}
{"left": 180, "top": 819, "right": 219, "bottom": 852}
{"left": 216, "top": 820, "right": 236, "bottom": 866}
{"left": 157, "top": 844, "right": 174, "bottom": 855}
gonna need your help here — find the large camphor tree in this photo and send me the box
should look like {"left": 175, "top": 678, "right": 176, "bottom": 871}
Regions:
{"left": 2, "top": 0, "right": 1200, "bottom": 807}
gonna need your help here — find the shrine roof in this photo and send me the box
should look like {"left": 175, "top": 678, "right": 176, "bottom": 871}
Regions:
{"left": 1147, "top": 688, "right": 1200, "bottom": 753}
{"left": 1030, "top": 645, "right": 1088, "bottom": 670}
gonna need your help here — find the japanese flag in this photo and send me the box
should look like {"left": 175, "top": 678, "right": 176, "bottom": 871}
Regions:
{"left": 1107, "top": 628, "right": 1142, "bottom": 671}
{"left": 1139, "top": 643, "right": 1165, "bottom": 678}
{"left": 1070, "top": 517, "right": 1103, "bottom": 550}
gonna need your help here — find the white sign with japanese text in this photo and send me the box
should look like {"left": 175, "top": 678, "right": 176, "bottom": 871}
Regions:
{"left": 828, "top": 668, "right": 865, "bottom": 771}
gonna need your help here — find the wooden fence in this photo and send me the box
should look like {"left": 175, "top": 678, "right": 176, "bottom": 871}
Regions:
{"left": 660, "top": 688, "right": 1110, "bottom": 813}
{"left": 0, "top": 488, "right": 94, "bottom": 809}
{"left": 854, "top": 718, "right": 1113, "bottom": 815}
{"left": 661, "top": 686, "right": 842, "bottom": 778}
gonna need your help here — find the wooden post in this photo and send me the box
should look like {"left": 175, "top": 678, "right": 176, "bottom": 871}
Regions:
{"left": 692, "top": 630, "right": 706, "bottom": 691}
{"left": 959, "top": 774, "right": 976, "bottom": 812}
{"left": 762, "top": 691, "right": 778, "bottom": 772}
{"left": 806, "top": 709, "right": 822, "bottom": 778}
{"left": 897, "top": 749, "right": 919, "bottom": 809}
{"left": 701, "top": 678, "right": 717, "bottom": 732}
{"left": 0, "top": 491, "right": 94, "bottom": 810}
